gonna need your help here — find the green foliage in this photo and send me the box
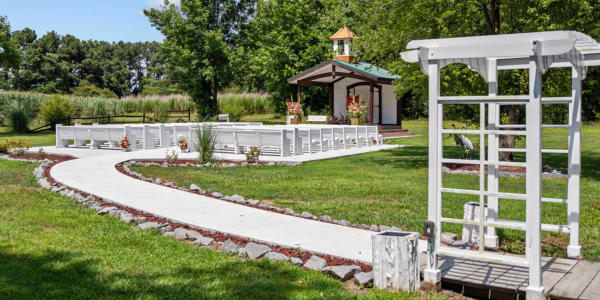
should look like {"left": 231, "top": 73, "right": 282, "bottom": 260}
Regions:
{"left": 218, "top": 93, "right": 271, "bottom": 115}
{"left": 39, "top": 96, "right": 72, "bottom": 129}
{"left": 196, "top": 124, "right": 217, "bottom": 164}
{"left": 0, "top": 17, "right": 20, "bottom": 70}
{"left": 4, "top": 138, "right": 32, "bottom": 156}
{"left": 218, "top": 102, "right": 246, "bottom": 122}
{"left": 6, "top": 98, "right": 30, "bottom": 133}
{"left": 245, "top": 147, "right": 261, "bottom": 163}
{"left": 152, "top": 101, "right": 169, "bottom": 123}
{"left": 71, "top": 80, "right": 118, "bottom": 98}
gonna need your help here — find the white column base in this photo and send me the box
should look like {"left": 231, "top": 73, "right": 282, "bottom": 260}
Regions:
{"left": 526, "top": 286, "right": 545, "bottom": 300}
{"left": 484, "top": 235, "right": 499, "bottom": 248}
{"left": 423, "top": 268, "right": 441, "bottom": 283}
{"left": 567, "top": 245, "right": 582, "bottom": 258}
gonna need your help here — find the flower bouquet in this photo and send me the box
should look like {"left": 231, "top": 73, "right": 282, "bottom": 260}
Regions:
{"left": 287, "top": 98, "right": 303, "bottom": 124}
{"left": 119, "top": 136, "right": 130, "bottom": 151}
{"left": 178, "top": 137, "right": 189, "bottom": 152}
{"left": 347, "top": 97, "right": 366, "bottom": 125}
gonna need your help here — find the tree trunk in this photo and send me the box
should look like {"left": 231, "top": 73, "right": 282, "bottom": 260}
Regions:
{"left": 499, "top": 105, "right": 520, "bottom": 161}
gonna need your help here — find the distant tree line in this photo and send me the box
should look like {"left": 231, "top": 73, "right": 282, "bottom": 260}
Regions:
{"left": 0, "top": 17, "right": 181, "bottom": 97}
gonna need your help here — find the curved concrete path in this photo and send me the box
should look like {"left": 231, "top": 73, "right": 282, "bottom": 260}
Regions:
{"left": 49, "top": 147, "right": 377, "bottom": 263}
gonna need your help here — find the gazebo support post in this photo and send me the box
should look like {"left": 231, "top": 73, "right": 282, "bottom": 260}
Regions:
{"left": 369, "top": 83, "right": 374, "bottom": 124}
{"left": 329, "top": 83, "right": 334, "bottom": 117}
{"left": 296, "top": 85, "right": 301, "bottom": 102}
{"left": 378, "top": 86, "right": 382, "bottom": 125}
{"left": 423, "top": 59, "right": 441, "bottom": 291}
{"left": 525, "top": 58, "right": 544, "bottom": 300}
{"left": 486, "top": 58, "right": 499, "bottom": 248}
{"left": 567, "top": 67, "right": 582, "bottom": 258}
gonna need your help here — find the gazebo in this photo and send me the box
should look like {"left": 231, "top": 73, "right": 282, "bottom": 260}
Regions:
{"left": 288, "top": 27, "right": 401, "bottom": 125}
{"left": 401, "top": 31, "right": 600, "bottom": 299}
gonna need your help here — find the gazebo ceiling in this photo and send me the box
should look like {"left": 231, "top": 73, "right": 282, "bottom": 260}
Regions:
{"left": 288, "top": 59, "right": 399, "bottom": 86}
{"left": 401, "top": 31, "right": 600, "bottom": 81}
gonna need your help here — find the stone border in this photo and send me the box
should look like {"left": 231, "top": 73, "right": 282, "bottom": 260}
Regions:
{"left": 119, "top": 159, "right": 406, "bottom": 233}
{"left": 12, "top": 155, "right": 377, "bottom": 288}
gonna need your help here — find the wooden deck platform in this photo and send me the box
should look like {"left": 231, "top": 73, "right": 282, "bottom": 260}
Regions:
{"left": 420, "top": 255, "right": 600, "bottom": 299}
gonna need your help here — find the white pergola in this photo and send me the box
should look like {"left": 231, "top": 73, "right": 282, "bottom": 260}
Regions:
{"left": 401, "top": 31, "right": 600, "bottom": 299}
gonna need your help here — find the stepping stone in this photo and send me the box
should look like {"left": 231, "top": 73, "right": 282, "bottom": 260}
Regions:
{"left": 303, "top": 255, "right": 326, "bottom": 271}
{"left": 264, "top": 252, "right": 289, "bottom": 262}
{"left": 290, "top": 257, "right": 303, "bottom": 266}
{"left": 137, "top": 222, "right": 161, "bottom": 230}
{"left": 97, "top": 206, "right": 117, "bottom": 215}
{"left": 354, "top": 271, "right": 374, "bottom": 285}
{"left": 323, "top": 265, "right": 360, "bottom": 281}
{"left": 193, "top": 236, "right": 214, "bottom": 246}
{"left": 222, "top": 239, "right": 239, "bottom": 253}
{"left": 173, "top": 228, "right": 188, "bottom": 240}
{"left": 245, "top": 242, "right": 271, "bottom": 259}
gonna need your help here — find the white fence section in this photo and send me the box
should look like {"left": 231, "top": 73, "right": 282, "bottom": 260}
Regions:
{"left": 55, "top": 122, "right": 383, "bottom": 157}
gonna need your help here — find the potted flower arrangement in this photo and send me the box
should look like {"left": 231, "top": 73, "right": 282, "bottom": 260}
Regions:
{"left": 347, "top": 97, "right": 366, "bottom": 125}
{"left": 119, "top": 135, "right": 130, "bottom": 152}
{"left": 287, "top": 101, "right": 303, "bottom": 125}
{"left": 178, "top": 137, "right": 189, "bottom": 152}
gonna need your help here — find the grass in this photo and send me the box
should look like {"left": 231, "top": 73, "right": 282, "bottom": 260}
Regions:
{"left": 0, "top": 159, "right": 446, "bottom": 299}
{"left": 132, "top": 120, "right": 600, "bottom": 261}
{"left": 0, "top": 126, "right": 55, "bottom": 146}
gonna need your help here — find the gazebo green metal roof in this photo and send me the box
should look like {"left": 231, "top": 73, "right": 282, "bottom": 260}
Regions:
{"left": 287, "top": 59, "right": 399, "bottom": 84}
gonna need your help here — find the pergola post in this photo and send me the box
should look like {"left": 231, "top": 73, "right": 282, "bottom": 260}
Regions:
{"left": 525, "top": 58, "right": 544, "bottom": 299}
{"left": 567, "top": 67, "right": 582, "bottom": 258}
{"left": 296, "top": 85, "right": 301, "bottom": 102}
{"left": 369, "top": 83, "right": 374, "bottom": 124}
{"left": 329, "top": 82, "right": 334, "bottom": 117}
{"left": 486, "top": 58, "right": 500, "bottom": 248}
{"left": 423, "top": 59, "right": 442, "bottom": 290}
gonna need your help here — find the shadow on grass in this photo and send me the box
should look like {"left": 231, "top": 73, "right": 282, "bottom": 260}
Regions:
{"left": 0, "top": 248, "right": 341, "bottom": 299}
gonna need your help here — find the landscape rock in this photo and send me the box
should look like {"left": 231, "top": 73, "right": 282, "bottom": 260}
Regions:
{"left": 229, "top": 194, "right": 245, "bottom": 203}
{"left": 119, "top": 213, "right": 134, "bottom": 223}
{"left": 320, "top": 215, "right": 332, "bottom": 222}
{"left": 222, "top": 239, "right": 239, "bottom": 253}
{"left": 159, "top": 225, "right": 171, "bottom": 234}
{"left": 212, "top": 192, "right": 223, "bottom": 198}
{"left": 300, "top": 211, "right": 313, "bottom": 218}
{"left": 370, "top": 225, "right": 379, "bottom": 231}
{"left": 339, "top": 220, "right": 351, "bottom": 226}
{"left": 173, "top": 228, "right": 188, "bottom": 240}
{"left": 193, "top": 236, "right": 214, "bottom": 246}
{"left": 88, "top": 202, "right": 102, "bottom": 210}
{"left": 379, "top": 225, "right": 392, "bottom": 232}
{"left": 132, "top": 216, "right": 147, "bottom": 224}
{"left": 97, "top": 206, "right": 117, "bottom": 215}
{"left": 359, "top": 224, "right": 369, "bottom": 229}
{"left": 247, "top": 199, "right": 259, "bottom": 205}
{"left": 284, "top": 208, "right": 295, "bottom": 214}
{"left": 290, "top": 257, "right": 303, "bottom": 266}
{"left": 108, "top": 209, "right": 124, "bottom": 217}
{"left": 238, "top": 247, "right": 247, "bottom": 258}
{"left": 353, "top": 271, "right": 374, "bottom": 285}
{"left": 323, "top": 265, "right": 360, "bottom": 281}
{"left": 303, "top": 255, "right": 327, "bottom": 271}
{"left": 264, "top": 252, "right": 289, "bottom": 262}
{"left": 137, "top": 222, "right": 160, "bottom": 230}
{"left": 441, "top": 232, "right": 458, "bottom": 244}
{"left": 185, "top": 230, "right": 204, "bottom": 241}
{"left": 163, "top": 231, "right": 175, "bottom": 237}
{"left": 155, "top": 178, "right": 161, "bottom": 184}
{"left": 189, "top": 184, "right": 204, "bottom": 192}
{"left": 245, "top": 242, "right": 271, "bottom": 259}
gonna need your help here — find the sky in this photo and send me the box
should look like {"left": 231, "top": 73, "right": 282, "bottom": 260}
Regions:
{"left": 2, "top": 0, "right": 181, "bottom": 42}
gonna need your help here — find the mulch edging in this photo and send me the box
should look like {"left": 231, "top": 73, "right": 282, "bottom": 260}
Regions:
{"left": 8, "top": 152, "right": 375, "bottom": 285}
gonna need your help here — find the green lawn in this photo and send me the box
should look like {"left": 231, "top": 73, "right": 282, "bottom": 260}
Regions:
{"left": 0, "top": 126, "right": 56, "bottom": 147}
{"left": 133, "top": 120, "right": 600, "bottom": 261}
{"left": 0, "top": 159, "right": 447, "bottom": 299}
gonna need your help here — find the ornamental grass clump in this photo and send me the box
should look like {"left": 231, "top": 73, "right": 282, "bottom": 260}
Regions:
{"left": 196, "top": 124, "right": 216, "bottom": 163}
{"left": 6, "top": 99, "right": 31, "bottom": 133}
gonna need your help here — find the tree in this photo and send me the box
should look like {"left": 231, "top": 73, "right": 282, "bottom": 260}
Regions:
{"left": 145, "top": 0, "right": 255, "bottom": 119}
{"left": 0, "top": 16, "right": 21, "bottom": 89}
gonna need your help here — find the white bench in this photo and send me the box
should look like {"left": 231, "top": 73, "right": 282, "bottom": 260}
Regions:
{"left": 306, "top": 115, "right": 327, "bottom": 124}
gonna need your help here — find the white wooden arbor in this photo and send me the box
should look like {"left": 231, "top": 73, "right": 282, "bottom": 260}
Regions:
{"left": 401, "top": 31, "right": 600, "bottom": 299}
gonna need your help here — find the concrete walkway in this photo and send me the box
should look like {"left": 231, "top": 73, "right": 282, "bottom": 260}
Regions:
{"left": 48, "top": 147, "right": 396, "bottom": 263}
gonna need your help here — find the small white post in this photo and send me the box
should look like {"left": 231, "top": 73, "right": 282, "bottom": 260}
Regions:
{"left": 525, "top": 58, "right": 544, "bottom": 300}
{"left": 159, "top": 124, "right": 169, "bottom": 148}
{"left": 424, "top": 59, "right": 441, "bottom": 290}
{"left": 486, "top": 58, "right": 500, "bottom": 248}
{"left": 567, "top": 67, "right": 582, "bottom": 258}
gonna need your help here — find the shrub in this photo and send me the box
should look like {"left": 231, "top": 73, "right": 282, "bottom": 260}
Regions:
{"left": 0, "top": 143, "right": 8, "bottom": 154}
{"left": 72, "top": 80, "right": 118, "bottom": 98}
{"left": 5, "top": 139, "right": 32, "bottom": 156}
{"left": 152, "top": 102, "right": 169, "bottom": 123}
{"left": 196, "top": 124, "right": 216, "bottom": 163}
{"left": 219, "top": 103, "right": 246, "bottom": 122}
{"left": 40, "top": 96, "right": 72, "bottom": 130}
{"left": 6, "top": 99, "right": 31, "bottom": 133}
{"left": 245, "top": 147, "right": 261, "bottom": 163}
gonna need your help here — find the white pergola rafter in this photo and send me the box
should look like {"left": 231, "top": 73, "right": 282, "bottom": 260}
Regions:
{"left": 401, "top": 31, "right": 599, "bottom": 300}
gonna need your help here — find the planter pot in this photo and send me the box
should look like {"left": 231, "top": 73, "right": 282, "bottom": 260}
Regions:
{"left": 122, "top": 148, "right": 131, "bottom": 152}
{"left": 180, "top": 148, "right": 189, "bottom": 153}
{"left": 290, "top": 117, "right": 301, "bottom": 125}
{"left": 351, "top": 118, "right": 362, "bottom": 125}
{"left": 372, "top": 231, "right": 420, "bottom": 292}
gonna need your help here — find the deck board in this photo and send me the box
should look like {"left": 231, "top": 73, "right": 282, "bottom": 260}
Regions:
{"left": 551, "top": 261, "right": 600, "bottom": 299}
{"left": 579, "top": 270, "right": 600, "bottom": 300}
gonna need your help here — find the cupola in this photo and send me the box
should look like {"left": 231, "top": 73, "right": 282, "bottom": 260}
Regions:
{"left": 330, "top": 26, "right": 356, "bottom": 62}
